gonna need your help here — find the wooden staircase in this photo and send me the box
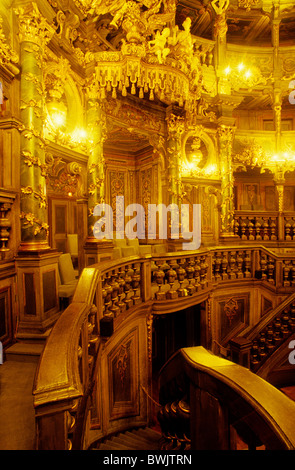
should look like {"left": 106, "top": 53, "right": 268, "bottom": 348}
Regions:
{"left": 93, "top": 427, "right": 162, "bottom": 451}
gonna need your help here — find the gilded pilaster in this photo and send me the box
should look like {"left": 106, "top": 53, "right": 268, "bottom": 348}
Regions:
{"left": 166, "top": 109, "right": 185, "bottom": 207}
{"left": 165, "top": 108, "right": 185, "bottom": 250}
{"left": 86, "top": 83, "right": 107, "bottom": 238}
{"left": 218, "top": 125, "right": 236, "bottom": 238}
{"left": 16, "top": 3, "right": 54, "bottom": 250}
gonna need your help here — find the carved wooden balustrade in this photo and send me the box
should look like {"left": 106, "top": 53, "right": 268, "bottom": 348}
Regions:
{"left": 242, "top": 292, "right": 295, "bottom": 373}
{"left": 234, "top": 212, "right": 279, "bottom": 242}
{"left": 234, "top": 211, "right": 295, "bottom": 243}
{"left": 33, "top": 245, "right": 295, "bottom": 449}
{"left": 151, "top": 251, "right": 209, "bottom": 301}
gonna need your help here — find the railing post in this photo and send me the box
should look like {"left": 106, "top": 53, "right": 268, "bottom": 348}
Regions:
{"left": 229, "top": 337, "right": 252, "bottom": 369}
{"left": 278, "top": 212, "right": 285, "bottom": 241}
{"left": 141, "top": 258, "right": 152, "bottom": 302}
{"left": 275, "top": 259, "right": 283, "bottom": 288}
{"left": 190, "top": 384, "right": 231, "bottom": 450}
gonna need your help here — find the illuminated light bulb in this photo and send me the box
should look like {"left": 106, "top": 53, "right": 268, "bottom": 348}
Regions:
{"left": 204, "top": 164, "right": 218, "bottom": 175}
{"left": 244, "top": 70, "right": 251, "bottom": 79}
{"left": 238, "top": 63, "right": 245, "bottom": 72}
{"left": 47, "top": 99, "right": 67, "bottom": 129}
{"left": 68, "top": 192, "right": 73, "bottom": 197}
{"left": 51, "top": 111, "right": 66, "bottom": 128}
{"left": 72, "top": 128, "right": 87, "bottom": 143}
{"left": 224, "top": 66, "right": 231, "bottom": 75}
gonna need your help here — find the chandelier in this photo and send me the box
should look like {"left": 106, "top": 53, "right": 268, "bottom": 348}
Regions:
{"left": 87, "top": 0, "right": 203, "bottom": 114}
{"left": 223, "top": 61, "right": 268, "bottom": 91}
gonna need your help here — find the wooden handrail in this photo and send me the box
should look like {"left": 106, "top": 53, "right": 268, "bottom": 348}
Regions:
{"left": 159, "top": 346, "right": 295, "bottom": 450}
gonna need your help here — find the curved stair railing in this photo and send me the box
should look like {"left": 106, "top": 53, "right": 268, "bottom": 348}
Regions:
{"left": 33, "top": 245, "right": 295, "bottom": 450}
{"left": 228, "top": 292, "right": 295, "bottom": 377}
{"left": 158, "top": 346, "right": 295, "bottom": 450}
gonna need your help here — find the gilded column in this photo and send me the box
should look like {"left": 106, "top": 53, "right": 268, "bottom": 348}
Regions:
{"left": 15, "top": 4, "right": 60, "bottom": 334}
{"left": 16, "top": 4, "right": 54, "bottom": 250}
{"left": 166, "top": 110, "right": 185, "bottom": 207}
{"left": 218, "top": 125, "right": 236, "bottom": 240}
{"left": 86, "top": 85, "right": 107, "bottom": 237}
{"left": 84, "top": 81, "right": 113, "bottom": 264}
{"left": 166, "top": 108, "right": 185, "bottom": 250}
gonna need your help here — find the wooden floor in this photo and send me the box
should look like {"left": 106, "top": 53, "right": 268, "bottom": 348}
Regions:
{"left": 0, "top": 359, "right": 37, "bottom": 450}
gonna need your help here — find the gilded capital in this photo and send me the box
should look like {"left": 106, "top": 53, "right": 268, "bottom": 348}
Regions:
{"left": 15, "top": 3, "right": 54, "bottom": 47}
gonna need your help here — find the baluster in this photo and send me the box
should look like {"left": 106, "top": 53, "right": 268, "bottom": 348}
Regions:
{"left": 248, "top": 218, "right": 255, "bottom": 241}
{"left": 270, "top": 217, "right": 277, "bottom": 240}
{"left": 213, "top": 251, "right": 222, "bottom": 282}
{"left": 166, "top": 259, "right": 178, "bottom": 299}
{"left": 258, "top": 332, "right": 267, "bottom": 359}
{"left": 221, "top": 251, "right": 228, "bottom": 280}
{"left": 176, "top": 258, "right": 187, "bottom": 297}
{"left": 240, "top": 216, "right": 247, "bottom": 240}
{"left": 101, "top": 285, "right": 107, "bottom": 316}
{"left": 259, "top": 253, "right": 268, "bottom": 281}
{"left": 267, "top": 256, "right": 275, "bottom": 285}
{"left": 234, "top": 217, "right": 240, "bottom": 238}
{"left": 212, "top": 252, "right": 216, "bottom": 281}
{"left": 255, "top": 217, "right": 262, "bottom": 240}
{"left": 283, "top": 260, "right": 291, "bottom": 287}
{"left": 236, "top": 250, "right": 244, "bottom": 279}
{"left": 131, "top": 263, "right": 141, "bottom": 305}
{"left": 290, "top": 303, "right": 295, "bottom": 329}
{"left": 194, "top": 257, "right": 201, "bottom": 291}
{"left": 228, "top": 251, "right": 237, "bottom": 279}
{"left": 250, "top": 341, "right": 260, "bottom": 367}
{"left": 117, "top": 267, "right": 127, "bottom": 313}
{"left": 265, "top": 324, "right": 275, "bottom": 353}
{"left": 285, "top": 218, "right": 292, "bottom": 241}
{"left": 154, "top": 260, "right": 166, "bottom": 300}
{"left": 200, "top": 255, "right": 208, "bottom": 289}
{"left": 88, "top": 304, "right": 99, "bottom": 357}
{"left": 273, "top": 317, "right": 282, "bottom": 343}
{"left": 103, "top": 273, "right": 113, "bottom": 316}
{"left": 243, "top": 250, "right": 251, "bottom": 278}
{"left": 292, "top": 218, "right": 295, "bottom": 240}
{"left": 281, "top": 308, "right": 291, "bottom": 337}
{"left": 262, "top": 217, "right": 269, "bottom": 241}
{"left": 124, "top": 265, "right": 133, "bottom": 309}
{"left": 109, "top": 270, "right": 120, "bottom": 317}
{"left": 291, "top": 261, "right": 295, "bottom": 287}
{"left": 186, "top": 257, "right": 196, "bottom": 295}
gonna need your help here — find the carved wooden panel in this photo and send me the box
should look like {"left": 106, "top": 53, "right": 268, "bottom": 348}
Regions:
{"left": 109, "top": 170, "right": 125, "bottom": 233}
{"left": 24, "top": 272, "right": 36, "bottom": 316}
{"left": 108, "top": 328, "right": 139, "bottom": 421}
{"left": 216, "top": 294, "right": 249, "bottom": 344}
{"left": 261, "top": 295, "right": 273, "bottom": 317}
{"left": 43, "top": 270, "right": 57, "bottom": 313}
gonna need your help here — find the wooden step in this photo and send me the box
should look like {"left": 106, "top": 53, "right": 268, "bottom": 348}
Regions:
{"left": 131, "top": 427, "right": 161, "bottom": 441}
{"left": 98, "top": 442, "right": 131, "bottom": 451}
{"left": 123, "top": 431, "right": 160, "bottom": 449}
{"left": 111, "top": 436, "right": 149, "bottom": 450}
{"left": 93, "top": 427, "right": 162, "bottom": 451}
{"left": 5, "top": 341, "right": 44, "bottom": 363}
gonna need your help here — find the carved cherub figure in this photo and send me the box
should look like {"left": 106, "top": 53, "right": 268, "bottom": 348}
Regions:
{"left": 168, "top": 17, "right": 193, "bottom": 58}
{"left": 148, "top": 27, "right": 171, "bottom": 63}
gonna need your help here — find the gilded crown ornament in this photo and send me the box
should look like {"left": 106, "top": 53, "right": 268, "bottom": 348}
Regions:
{"left": 86, "top": 0, "right": 203, "bottom": 114}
